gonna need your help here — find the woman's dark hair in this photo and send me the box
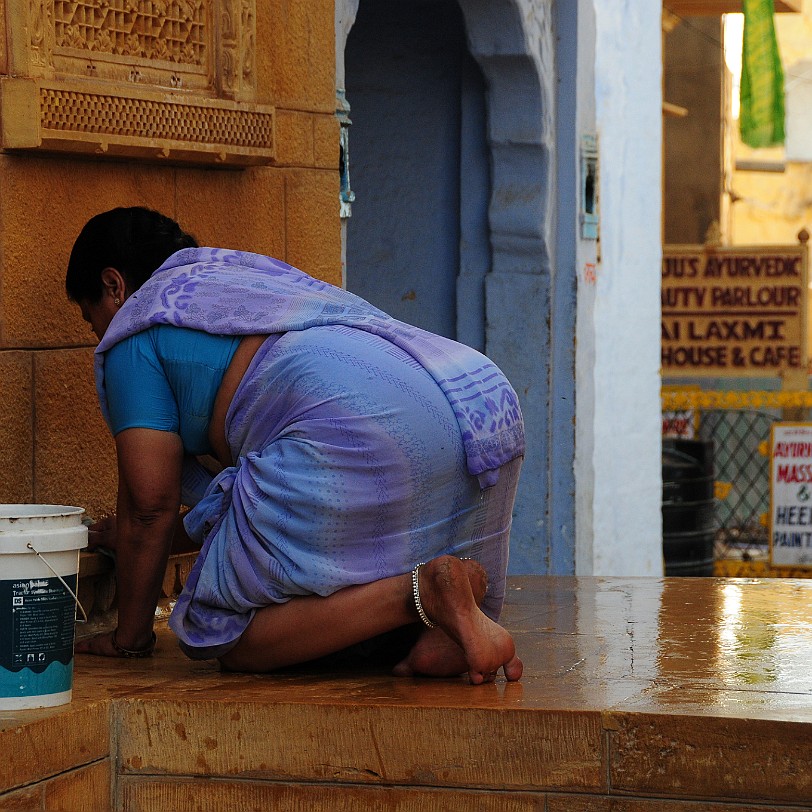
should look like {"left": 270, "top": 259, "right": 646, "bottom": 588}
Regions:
{"left": 66, "top": 207, "right": 198, "bottom": 302}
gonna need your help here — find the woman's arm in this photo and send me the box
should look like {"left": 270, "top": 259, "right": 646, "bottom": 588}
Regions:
{"left": 76, "top": 427, "right": 183, "bottom": 656}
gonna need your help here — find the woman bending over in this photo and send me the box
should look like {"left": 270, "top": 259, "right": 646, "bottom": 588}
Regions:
{"left": 68, "top": 207, "right": 524, "bottom": 684}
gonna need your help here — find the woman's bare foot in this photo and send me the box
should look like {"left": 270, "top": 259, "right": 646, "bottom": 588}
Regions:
{"left": 393, "top": 559, "right": 486, "bottom": 678}
{"left": 393, "top": 556, "right": 522, "bottom": 684}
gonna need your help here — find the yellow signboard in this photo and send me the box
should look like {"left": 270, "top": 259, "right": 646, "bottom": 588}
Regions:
{"left": 662, "top": 245, "right": 808, "bottom": 376}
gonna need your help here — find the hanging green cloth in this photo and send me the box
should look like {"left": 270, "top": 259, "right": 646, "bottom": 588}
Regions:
{"left": 740, "top": 0, "right": 785, "bottom": 148}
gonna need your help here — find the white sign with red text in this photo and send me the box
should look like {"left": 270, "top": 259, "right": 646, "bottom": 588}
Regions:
{"left": 770, "top": 423, "right": 812, "bottom": 568}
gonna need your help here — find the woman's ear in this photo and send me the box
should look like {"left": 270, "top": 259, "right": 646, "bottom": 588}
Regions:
{"left": 100, "top": 267, "right": 128, "bottom": 302}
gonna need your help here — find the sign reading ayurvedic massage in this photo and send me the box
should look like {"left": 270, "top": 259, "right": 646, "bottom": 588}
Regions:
{"left": 662, "top": 245, "right": 808, "bottom": 375}
{"left": 770, "top": 423, "right": 812, "bottom": 569}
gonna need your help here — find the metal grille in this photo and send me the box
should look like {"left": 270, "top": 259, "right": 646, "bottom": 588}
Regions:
{"left": 40, "top": 88, "right": 274, "bottom": 148}
{"left": 699, "top": 409, "right": 775, "bottom": 556}
{"left": 662, "top": 390, "right": 812, "bottom": 567}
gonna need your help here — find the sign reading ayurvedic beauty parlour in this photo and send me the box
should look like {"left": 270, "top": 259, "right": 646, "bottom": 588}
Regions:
{"left": 770, "top": 423, "right": 812, "bottom": 569}
{"left": 662, "top": 245, "right": 808, "bottom": 376}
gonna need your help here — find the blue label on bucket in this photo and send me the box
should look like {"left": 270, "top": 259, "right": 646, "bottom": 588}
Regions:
{"left": 0, "top": 576, "right": 76, "bottom": 697}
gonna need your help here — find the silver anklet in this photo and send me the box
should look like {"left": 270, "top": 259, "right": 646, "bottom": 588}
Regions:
{"left": 411, "top": 563, "right": 436, "bottom": 628}
{"left": 111, "top": 628, "right": 156, "bottom": 658}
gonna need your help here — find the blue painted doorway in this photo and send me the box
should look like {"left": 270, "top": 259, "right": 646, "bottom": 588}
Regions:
{"left": 345, "top": 0, "right": 490, "bottom": 348}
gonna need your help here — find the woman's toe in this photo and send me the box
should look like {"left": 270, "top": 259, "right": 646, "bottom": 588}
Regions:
{"left": 392, "top": 658, "right": 415, "bottom": 677}
{"left": 504, "top": 655, "right": 523, "bottom": 681}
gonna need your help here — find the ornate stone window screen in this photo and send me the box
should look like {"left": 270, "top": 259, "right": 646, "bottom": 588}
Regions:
{"left": 2, "top": 0, "right": 273, "bottom": 166}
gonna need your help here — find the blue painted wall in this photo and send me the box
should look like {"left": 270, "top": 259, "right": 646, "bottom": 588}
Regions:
{"left": 345, "top": 0, "right": 485, "bottom": 342}
{"left": 548, "top": 0, "right": 578, "bottom": 573}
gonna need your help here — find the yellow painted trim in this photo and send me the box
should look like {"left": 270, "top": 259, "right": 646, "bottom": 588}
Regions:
{"left": 661, "top": 390, "right": 812, "bottom": 410}
{"left": 714, "top": 559, "right": 812, "bottom": 578}
{"left": 714, "top": 481, "right": 733, "bottom": 500}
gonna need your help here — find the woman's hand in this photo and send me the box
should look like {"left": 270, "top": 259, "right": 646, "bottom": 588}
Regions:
{"left": 87, "top": 514, "right": 117, "bottom": 553}
{"left": 75, "top": 629, "right": 156, "bottom": 658}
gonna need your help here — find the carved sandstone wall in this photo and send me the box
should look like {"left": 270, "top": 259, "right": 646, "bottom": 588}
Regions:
{"left": 0, "top": 0, "right": 341, "bottom": 518}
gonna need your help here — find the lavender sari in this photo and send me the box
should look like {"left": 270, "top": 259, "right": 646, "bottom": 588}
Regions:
{"left": 95, "top": 249, "right": 524, "bottom": 658}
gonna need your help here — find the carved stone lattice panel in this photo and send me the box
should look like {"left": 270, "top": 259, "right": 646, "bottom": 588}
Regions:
{"left": 1, "top": 78, "right": 274, "bottom": 166}
{"left": 22, "top": 0, "right": 256, "bottom": 94}
{"left": 48, "top": 0, "right": 212, "bottom": 90}
{"left": 2, "top": 0, "right": 268, "bottom": 165}
{"left": 53, "top": 1, "right": 208, "bottom": 65}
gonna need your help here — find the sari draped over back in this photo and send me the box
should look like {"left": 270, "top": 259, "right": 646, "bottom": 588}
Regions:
{"left": 96, "top": 248, "right": 525, "bottom": 487}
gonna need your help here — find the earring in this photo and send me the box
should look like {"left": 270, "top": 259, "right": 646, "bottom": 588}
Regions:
{"left": 114, "top": 297, "right": 121, "bottom": 306}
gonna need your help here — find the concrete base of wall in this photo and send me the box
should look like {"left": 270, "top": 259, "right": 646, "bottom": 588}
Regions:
{"left": 1, "top": 576, "right": 810, "bottom": 810}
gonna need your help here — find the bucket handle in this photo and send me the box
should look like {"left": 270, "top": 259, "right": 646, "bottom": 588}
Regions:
{"left": 26, "top": 543, "right": 88, "bottom": 624}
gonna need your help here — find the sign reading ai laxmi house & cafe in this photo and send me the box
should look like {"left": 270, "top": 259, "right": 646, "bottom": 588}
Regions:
{"left": 770, "top": 423, "right": 812, "bottom": 569}
{"left": 662, "top": 245, "right": 808, "bottom": 375}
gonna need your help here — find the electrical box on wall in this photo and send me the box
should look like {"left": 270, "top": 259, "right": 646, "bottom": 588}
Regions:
{"left": 580, "top": 134, "right": 599, "bottom": 240}
{"left": 336, "top": 89, "right": 355, "bottom": 219}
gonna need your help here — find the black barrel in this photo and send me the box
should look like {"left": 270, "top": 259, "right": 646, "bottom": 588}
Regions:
{"left": 662, "top": 439, "right": 715, "bottom": 576}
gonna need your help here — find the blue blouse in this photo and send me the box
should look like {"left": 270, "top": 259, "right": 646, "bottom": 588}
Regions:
{"left": 103, "top": 325, "right": 241, "bottom": 455}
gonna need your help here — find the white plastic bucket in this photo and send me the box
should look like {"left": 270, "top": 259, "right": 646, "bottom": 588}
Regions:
{"left": 0, "top": 505, "right": 88, "bottom": 710}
